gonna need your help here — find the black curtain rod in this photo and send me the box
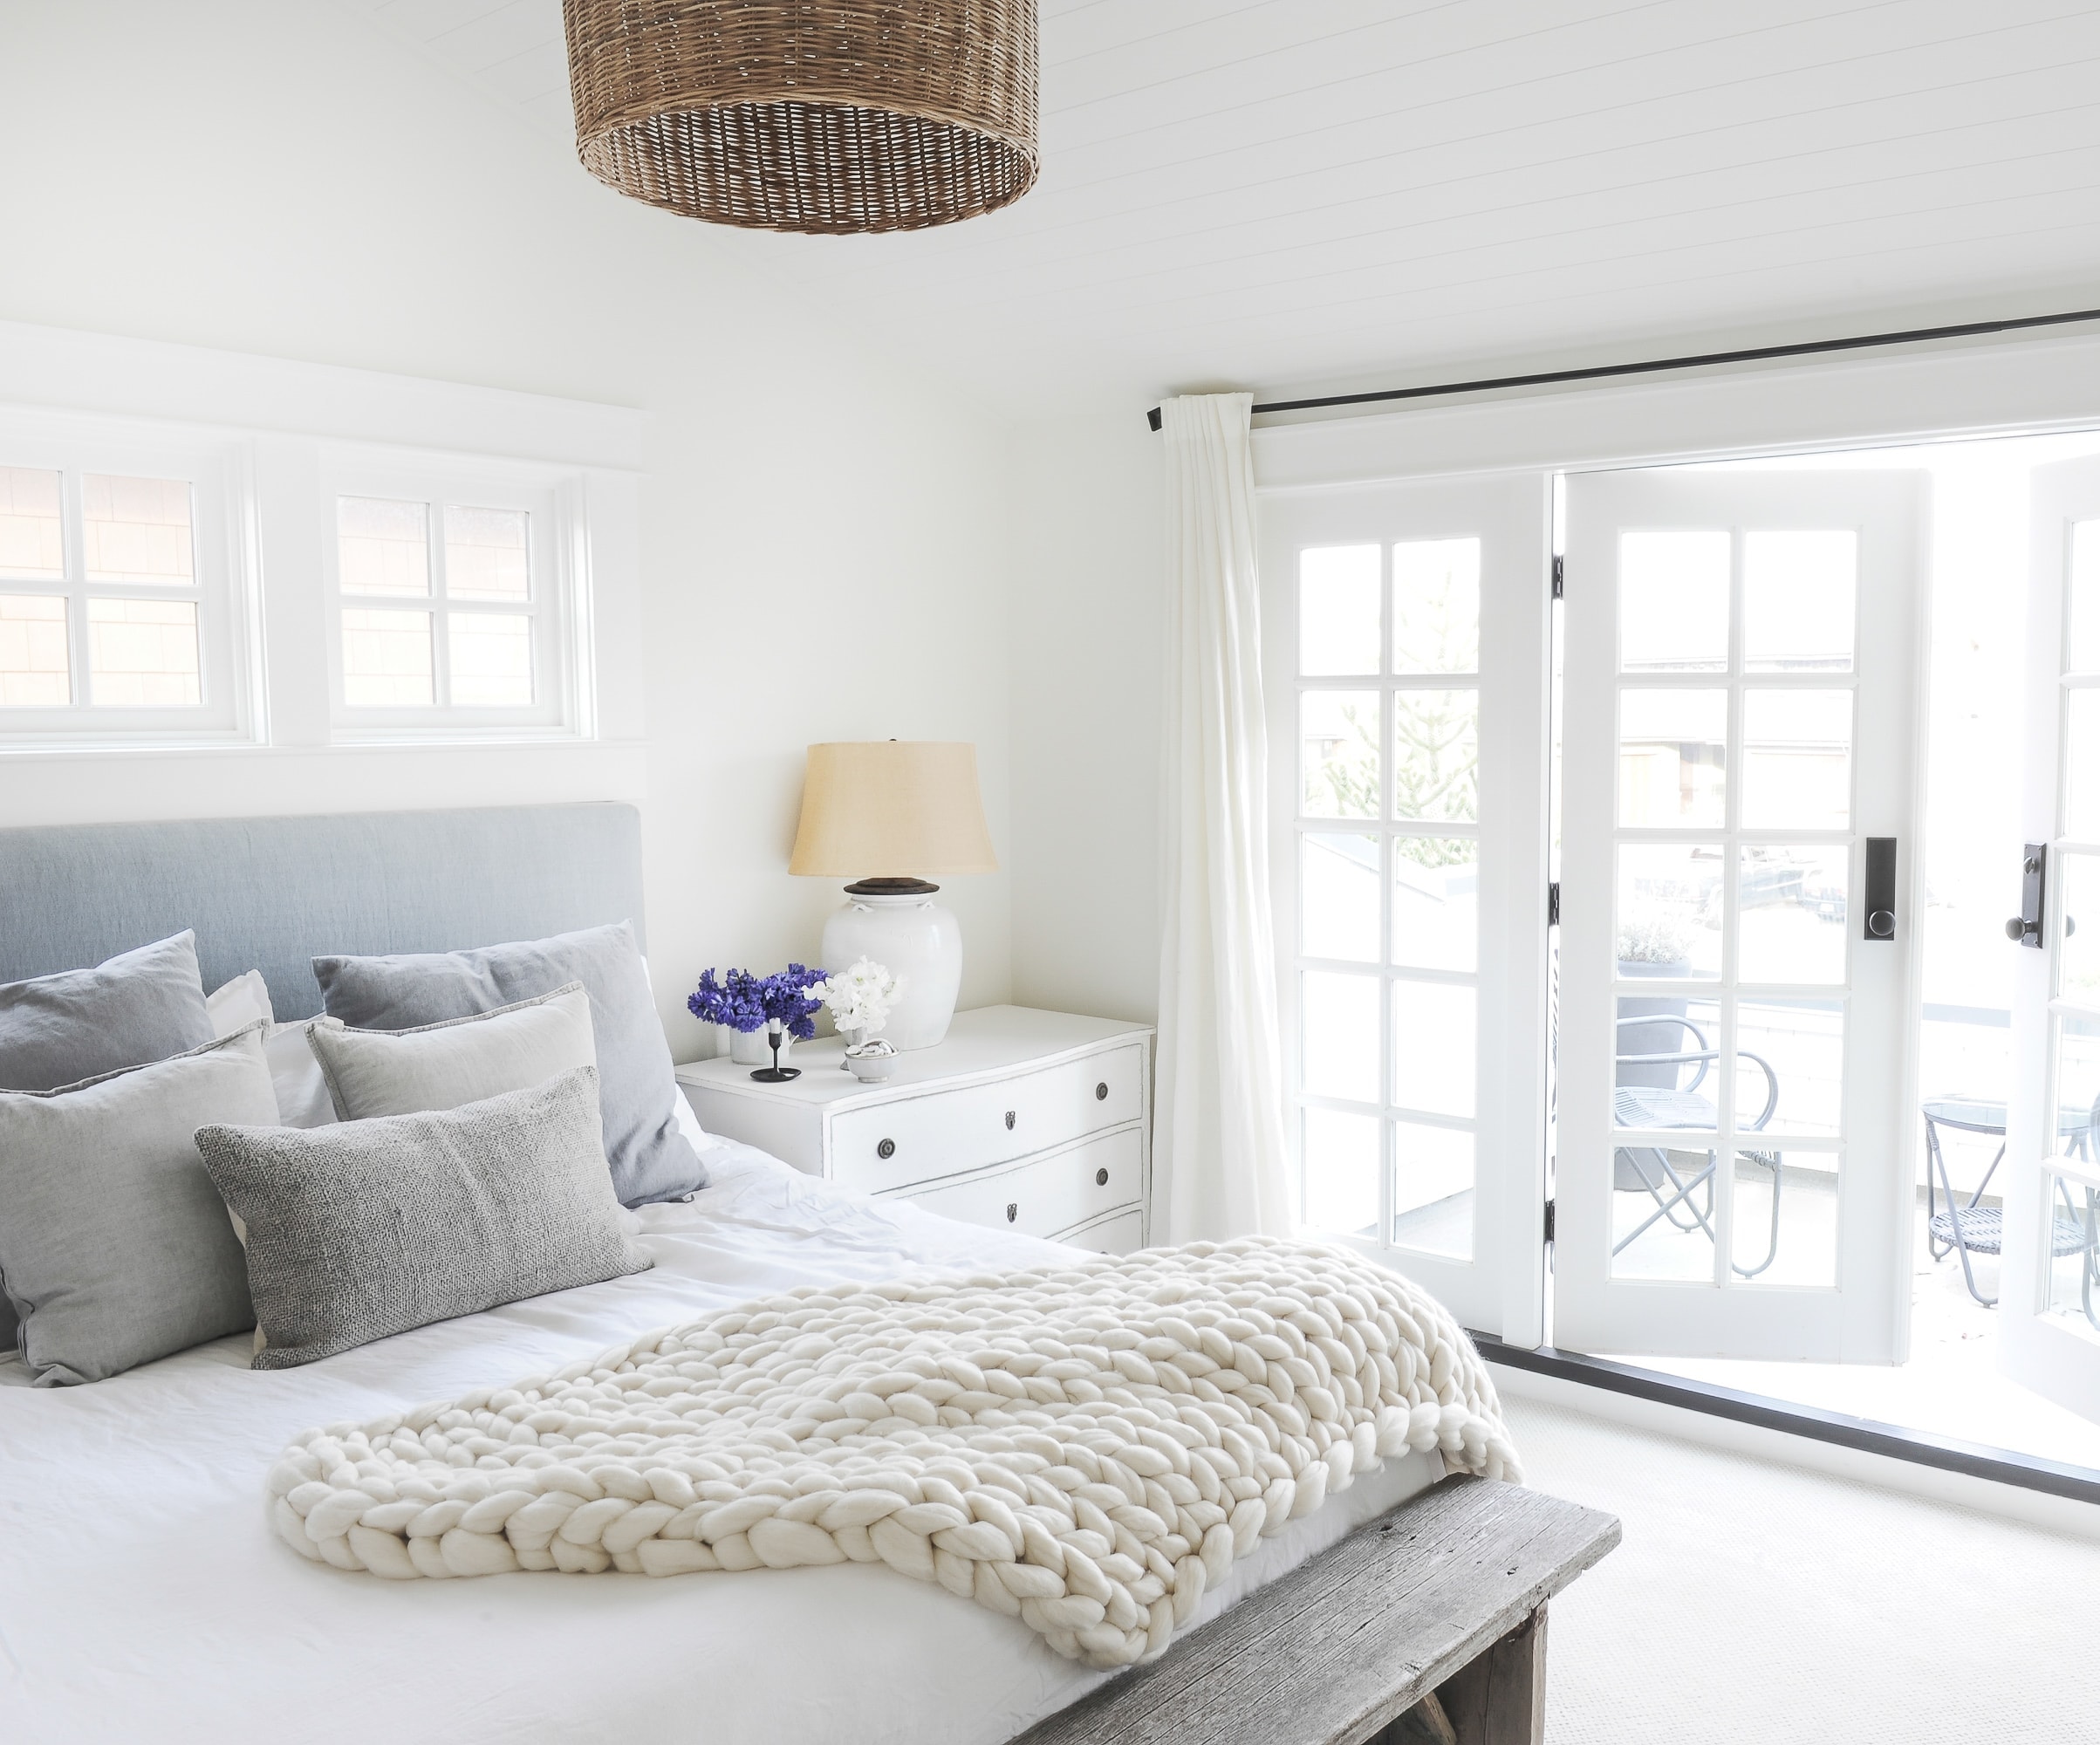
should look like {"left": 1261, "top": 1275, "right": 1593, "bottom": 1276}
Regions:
{"left": 1143, "top": 304, "right": 2100, "bottom": 432}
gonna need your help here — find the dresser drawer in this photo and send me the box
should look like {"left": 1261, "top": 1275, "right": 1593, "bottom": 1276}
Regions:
{"left": 829, "top": 1042, "right": 1146, "bottom": 1194}
{"left": 1057, "top": 1208, "right": 1147, "bottom": 1256}
{"left": 892, "top": 1126, "right": 1143, "bottom": 1240}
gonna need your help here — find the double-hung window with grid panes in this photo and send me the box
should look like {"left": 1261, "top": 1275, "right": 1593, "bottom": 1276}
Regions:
{"left": 329, "top": 479, "right": 567, "bottom": 733}
{"left": 1295, "top": 537, "right": 1484, "bottom": 1261}
{"left": 0, "top": 454, "right": 244, "bottom": 740}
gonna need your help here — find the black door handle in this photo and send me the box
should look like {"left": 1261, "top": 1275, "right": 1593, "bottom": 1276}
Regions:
{"left": 1864, "top": 838, "right": 1897, "bottom": 941}
{"left": 2008, "top": 844, "right": 2048, "bottom": 948}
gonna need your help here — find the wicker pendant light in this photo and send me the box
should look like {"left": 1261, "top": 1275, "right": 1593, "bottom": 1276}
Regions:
{"left": 562, "top": 2, "right": 1039, "bottom": 235}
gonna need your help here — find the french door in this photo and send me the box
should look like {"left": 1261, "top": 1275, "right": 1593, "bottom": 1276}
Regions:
{"left": 1262, "top": 474, "right": 1553, "bottom": 1340}
{"left": 1556, "top": 469, "right": 1926, "bottom": 1361}
{"left": 2001, "top": 456, "right": 2100, "bottom": 1421}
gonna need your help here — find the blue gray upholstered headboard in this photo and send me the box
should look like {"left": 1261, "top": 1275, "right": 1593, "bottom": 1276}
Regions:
{"left": 0, "top": 804, "right": 646, "bottom": 1021}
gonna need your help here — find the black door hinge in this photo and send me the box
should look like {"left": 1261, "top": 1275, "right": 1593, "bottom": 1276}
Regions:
{"left": 1550, "top": 554, "right": 1564, "bottom": 599}
{"left": 1548, "top": 881, "right": 1561, "bottom": 927}
{"left": 1543, "top": 1199, "right": 1556, "bottom": 1243}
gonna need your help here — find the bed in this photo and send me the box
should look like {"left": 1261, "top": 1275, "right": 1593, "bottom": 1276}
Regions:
{"left": 0, "top": 804, "right": 1443, "bottom": 1745}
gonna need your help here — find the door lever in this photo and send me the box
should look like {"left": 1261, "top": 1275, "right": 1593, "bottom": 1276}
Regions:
{"left": 2006, "top": 844, "right": 2047, "bottom": 948}
{"left": 1863, "top": 838, "right": 1898, "bottom": 941}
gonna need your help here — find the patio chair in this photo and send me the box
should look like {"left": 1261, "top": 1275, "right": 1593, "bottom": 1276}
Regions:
{"left": 1922, "top": 1094, "right": 2097, "bottom": 1313}
{"left": 1613, "top": 1013, "right": 1783, "bottom": 1277}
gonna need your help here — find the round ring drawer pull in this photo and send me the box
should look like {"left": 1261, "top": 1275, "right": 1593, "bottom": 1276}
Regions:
{"left": 1004, "top": 1110, "right": 1016, "bottom": 1131}
{"left": 1095, "top": 1082, "right": 1108, "bottom": 1101}
{"left": 1006, "top": 1202, "right": 1018, "bottom": 1223}
{"left": 877, "top": 1139, "right": 895, "bottom": 1160}
{"left": 1094, "top": 1167, "right": 1109, "bottom": 1187}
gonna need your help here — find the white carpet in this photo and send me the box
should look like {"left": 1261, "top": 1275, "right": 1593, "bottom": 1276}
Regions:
{"left": 1503, "top": 1395, "right": 2100, "bottom": 1744}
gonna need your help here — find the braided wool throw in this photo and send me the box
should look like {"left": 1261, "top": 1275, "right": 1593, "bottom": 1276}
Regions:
{"left": 267, "top": 1237, "right": 1520, "bottom": 1667}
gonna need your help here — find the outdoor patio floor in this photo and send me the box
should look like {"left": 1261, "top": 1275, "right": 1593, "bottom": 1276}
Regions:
{"left": 1613, "top": 1193, "right": 2100, "bottom": 1473}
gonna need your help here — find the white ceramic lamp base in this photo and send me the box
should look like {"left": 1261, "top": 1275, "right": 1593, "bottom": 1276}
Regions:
{"left": 821, "top": 883, "right": 961, "bottom": 1050}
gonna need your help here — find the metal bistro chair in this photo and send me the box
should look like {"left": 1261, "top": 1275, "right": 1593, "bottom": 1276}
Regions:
{"left": 1613, "top": 1013, "right": 1784, "bottom": 1277}
{"left": 1922, "top": 1093, "right": 2099, "bottom": 1320}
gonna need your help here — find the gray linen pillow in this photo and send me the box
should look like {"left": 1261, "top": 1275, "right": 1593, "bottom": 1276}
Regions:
{"left": 0, "top": 930, "right": 215, "bottom": 1355}
{"left": 306, "top": 982, "right": 596, "bottom": 1121}
{"left": 311, "top": 922, "right": 703, "bottom": 1206}
{"left": 195, "top": 1067, "right": 652, "bottom": 1371}
{"left": 0, "top": 1024, "right": 275, "bottom": 1386}
{"left": 0, "top": 931, "right": 213, "bottom": 1093}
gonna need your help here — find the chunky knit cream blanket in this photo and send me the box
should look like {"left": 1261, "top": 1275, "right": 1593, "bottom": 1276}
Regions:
{"left": 268, "top": 1237, "right": 1519, "bottom": 1667}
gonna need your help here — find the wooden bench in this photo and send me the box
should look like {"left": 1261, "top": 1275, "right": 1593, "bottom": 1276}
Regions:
{"left": 1011, "top": 1475, "right": 1620, "bottom": 1745}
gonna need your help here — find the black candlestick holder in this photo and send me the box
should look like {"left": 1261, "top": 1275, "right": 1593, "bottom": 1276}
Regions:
{"left": 749, "top": 1025, "right": 801, "bottom": 1083}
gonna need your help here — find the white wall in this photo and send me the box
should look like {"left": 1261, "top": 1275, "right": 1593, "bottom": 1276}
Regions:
{"left": 1006, "top": 410, "right": 1166, "bottom": 1025}
{"left": 0, "top": 0, "right": 1014, "bottom": 1056}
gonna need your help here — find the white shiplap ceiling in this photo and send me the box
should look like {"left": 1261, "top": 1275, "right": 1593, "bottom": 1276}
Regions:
{"left": 338, "top": 1, "right": 2100, "bottom": 415}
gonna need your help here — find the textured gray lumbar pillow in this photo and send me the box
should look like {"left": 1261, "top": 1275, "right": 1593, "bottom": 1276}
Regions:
{"left": 194, "top": 1066, "right": 652, "bottom": 1371}
{"left": 306, "top": 982, "right": 597, "bottom": 1122}
{"left": 0, "top": 930, "right": 214, "bottom": 1093}
{"left": 311, "top": 922, "right": 703, "bottom": 1206}
{"left": 0, "top": 1023, "right": 276, "bottom": 1386}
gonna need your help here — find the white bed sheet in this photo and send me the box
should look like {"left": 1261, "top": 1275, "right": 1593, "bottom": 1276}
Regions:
{"left": 0, "top": 1141, "right": 1440, "bottom": 1745}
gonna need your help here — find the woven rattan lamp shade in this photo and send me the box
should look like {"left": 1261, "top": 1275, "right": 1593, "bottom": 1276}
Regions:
{"left": 562, "top": 2, "right": 1039, "bottom": 235}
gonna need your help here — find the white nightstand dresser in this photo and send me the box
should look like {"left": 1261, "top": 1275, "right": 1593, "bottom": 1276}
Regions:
{"left": 675, "top": 1005, "right": 1153, "bottom": 1254}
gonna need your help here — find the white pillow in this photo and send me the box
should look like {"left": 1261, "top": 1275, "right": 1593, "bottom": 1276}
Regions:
{"left": 205, "top": 969, "right": 273, "bottom": 1036}
{"left": 672, "top": 1082, "right": 709, "bottom": 1153}
{"left": 206, "top": 971, "right": 334, "bottom": 1129}
{"left": 265, "top": 1022, "right": 338, "bottom": 1130}
{"left": 640, "top": 955, "right": 710, "bottom": 1150}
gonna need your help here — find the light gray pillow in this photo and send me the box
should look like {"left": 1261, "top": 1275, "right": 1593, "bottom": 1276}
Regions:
{"left": 311, "top": 922, "right": 703, "bottom": 1207}
{"left": 307, "top": 982, "right": 596, "bottom": 1121}
{"left": 0, "top": 931, "right": 213, "bottom": 1093}
{"left": 0, "top": 1024, "right": 275, "bottom": 1386}
{"left": 194, "top": 1067, "right": 652, "bottom": 1371}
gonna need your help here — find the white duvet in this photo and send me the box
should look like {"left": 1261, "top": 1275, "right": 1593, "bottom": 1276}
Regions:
{"left": 0, "top": 1141, "right": 1439, "bottom": 1745}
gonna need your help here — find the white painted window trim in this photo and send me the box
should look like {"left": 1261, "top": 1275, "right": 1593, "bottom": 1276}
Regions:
{"left": 317, "top": 447, "right": 588, "bottom": 742}
{"left": 0, "top": 319, "right": 646, "bottom": 765}
{"left": 0, "top": 407, "right": 262, "bottom": 749}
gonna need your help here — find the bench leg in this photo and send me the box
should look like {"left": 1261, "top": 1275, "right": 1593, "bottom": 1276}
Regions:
{"left": 1433, "top": 1605, "right": 1547, "bottom": 1745}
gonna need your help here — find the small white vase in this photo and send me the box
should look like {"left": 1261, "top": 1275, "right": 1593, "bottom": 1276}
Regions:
{"left": 727, "top": 1028, "right": 770, "bottom": 1065}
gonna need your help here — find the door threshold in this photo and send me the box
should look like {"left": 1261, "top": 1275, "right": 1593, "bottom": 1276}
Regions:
{"left": 1469, "top": 1332, "right": 2100, "bottom": 1507}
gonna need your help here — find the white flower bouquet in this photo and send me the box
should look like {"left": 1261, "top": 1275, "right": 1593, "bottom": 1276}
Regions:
{"left": 809, "top": 959, "right": 906, "bottom": 1078}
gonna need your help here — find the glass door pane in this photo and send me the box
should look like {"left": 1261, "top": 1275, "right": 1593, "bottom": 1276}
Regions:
{"left": 2001, "top": 475, "right": 2100, "bottom": 1425}
{"left": 1558, "top": 467, "right": 1925, "bottom": 1361}
{"left": 1263, "top": 476, "right": 1553, "bottom": 1339}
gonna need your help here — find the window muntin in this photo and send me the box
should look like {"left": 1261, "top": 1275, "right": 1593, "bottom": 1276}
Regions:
{"left": 0, "top": 459, "right": 218, "bottom": 732}
{"left": 1295, "top": 537, "right": 1484, "bottom": 1263}
{"left": 326, "top": 471, "right": 566, "bottom": 735}
{"left": 1607, "top": 524, "right": 1860, "bottom": 1288}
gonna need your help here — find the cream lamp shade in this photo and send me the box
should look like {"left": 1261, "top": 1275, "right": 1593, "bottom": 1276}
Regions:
{"left": 790, "top": 742, "right": 994, "bottom": 1051}
{"left": 790, "top": 742, "right": 998, "bottom": 882}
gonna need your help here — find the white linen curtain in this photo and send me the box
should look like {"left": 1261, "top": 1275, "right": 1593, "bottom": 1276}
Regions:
{"left": 1155, "top": 393, "right": 1293, "bottom": 1242}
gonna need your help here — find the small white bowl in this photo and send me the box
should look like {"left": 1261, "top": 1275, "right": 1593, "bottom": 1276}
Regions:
{"left": 845, "top": 1043, "right": 899, "bottom": 1083}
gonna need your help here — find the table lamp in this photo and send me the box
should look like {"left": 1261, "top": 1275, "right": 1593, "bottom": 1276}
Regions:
{"left": 789, "top": 741, "right": 999, "bottom": 1050}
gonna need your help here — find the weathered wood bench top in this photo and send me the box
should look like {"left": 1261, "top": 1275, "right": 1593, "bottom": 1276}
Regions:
{"left": 1011, "top": 1475, "right": 1620, "bottom": 1745}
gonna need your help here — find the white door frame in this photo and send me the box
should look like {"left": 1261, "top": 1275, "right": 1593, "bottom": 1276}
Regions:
{"left": 1555, "top": 468, "right": 1928, "bottom": 1362}
{"left": 1247, "top": 330, "right": 2100, "bottom": 1356}
{"left": 2001, "top": 456, "right": 2100, "bottom": 1422}
{"left": 1260, "top": 473, "right": 1553, "bottom": 1344}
